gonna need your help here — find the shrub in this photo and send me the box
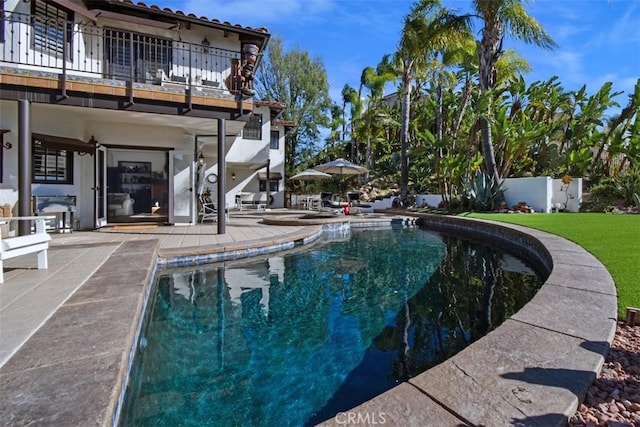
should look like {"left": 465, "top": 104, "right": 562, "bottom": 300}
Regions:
{"left": 586, "top": 181, "right": 623, "bottom": 212}
{"left": 614, "top": 166, "right": 640, "bottom": 206}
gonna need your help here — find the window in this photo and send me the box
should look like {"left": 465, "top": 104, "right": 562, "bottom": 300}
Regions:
{"left": 104, "top": 29, "right": 172, "bottom": 82}
{"left": 32, "top": 0, "right": 73, "bottom": 60}
{"left": 243, "top": 114, "right": 262, "bottom": 140}
{"left": 33, "top": 138, "right": 73, "bottom": 184}
{"left": 258, "top": 172, "right": 281, "bottom": 192}
{"left": 259, "top": 180, "right": 279, "bottom": 192}
{"left": 270, "top": 130, "right": 279, "bottom": 149}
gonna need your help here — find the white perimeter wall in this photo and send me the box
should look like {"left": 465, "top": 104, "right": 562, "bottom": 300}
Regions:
{"left": 503, "top": 177, "right": 552, "bottom": 213}
{"left": 373, "top": 176, "right": 583, "bottom": 213}
{"left": 502, "top": 176, "right": 582, "bottom": 213}
{"left": 551, "top": 178, "right": 583, "bottom": 212}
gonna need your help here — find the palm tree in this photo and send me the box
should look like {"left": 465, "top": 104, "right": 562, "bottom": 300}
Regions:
{"left": 361, "top": 64, "right": 396, "bottom": 101}
{"left": 445, "top": 38, "right": 531, "bottom": 142}
{"left": 341, "top": 84, "right": 362, "bottom": 161}
{"left": 358, "top": 62, "right": 396, "bottom": 169}
{"left": 473, "top": 0, "right": 556, "bottom": 183}
{"left": 326, "top": 104, "right": 344, "bottom": 154}
{"left": 341, "top": 84, "right": 357, "bottom": 143}
{"left": 395, "top": 0, "right": 472, "bottom": 202}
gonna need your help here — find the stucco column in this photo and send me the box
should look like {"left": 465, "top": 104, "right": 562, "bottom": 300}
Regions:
{"left": 265, "top": 158, "right": 271, "bottom": 210}
{"left": 217, "top": 119, "right": 226, "bottom": 233}
{"left": 18, "top": 100, "right": 32, "bottom": 236}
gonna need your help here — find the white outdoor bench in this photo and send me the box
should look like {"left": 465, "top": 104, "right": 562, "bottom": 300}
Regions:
{"left": 0, "top": 216, "right": 54, "bottom": 284}
{"left": 235, "top": 192, "right": 269, "bottom": 211}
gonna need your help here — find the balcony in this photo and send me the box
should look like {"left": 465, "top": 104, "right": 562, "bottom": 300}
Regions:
{"left": 0, "top": 11, "right": 252, "bottom": 116}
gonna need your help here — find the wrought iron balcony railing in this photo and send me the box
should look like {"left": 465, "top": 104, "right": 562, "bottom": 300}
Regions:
{"left": 1, "top": 11, "right": 241, "bottom": 92}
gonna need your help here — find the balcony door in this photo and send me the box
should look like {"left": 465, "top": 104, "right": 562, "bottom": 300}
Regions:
{"left": 104, "top": 29, "right": 171, "bottom": 83}
{"left": 94, "top": 145, "right": 107, "bottom": 227}
{"left": 170, "top": 150, "right": 195, "bottom": 225}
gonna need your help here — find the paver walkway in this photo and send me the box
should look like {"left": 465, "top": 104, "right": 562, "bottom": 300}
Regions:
{"left": 0, "top": 210, "right": 307, "bottom": 366}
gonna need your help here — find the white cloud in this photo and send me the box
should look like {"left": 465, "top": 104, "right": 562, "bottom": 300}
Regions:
{"left": 551, "top": 23, "right": 588, "bottom": 42}
{"left": 546, "top": 49, "right": 585, "bottom": 86}
{"left": 613, "top": 76, "right": 639, "bottom": 96}
{"left": 588, "top": 0, "right": 640, "bottom": 49}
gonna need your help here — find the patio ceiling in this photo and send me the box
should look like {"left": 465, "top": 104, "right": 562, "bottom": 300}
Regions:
{"left": 32, "top": 104, "right": 245, "bottom": 149}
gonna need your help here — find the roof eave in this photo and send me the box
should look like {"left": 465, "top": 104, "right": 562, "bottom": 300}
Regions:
{"left": 84, "top": 0, "right": 270, "bottom": 44}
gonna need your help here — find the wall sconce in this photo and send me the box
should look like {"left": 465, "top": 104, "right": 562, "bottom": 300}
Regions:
{"left": 201, "top": 37, "right": 210, "bottom": 54}
{"left": 232, "top": 172, "right": 236, "bottom": 181}
{"left": 197, "top": 151, "right": 205, "bottom": 166}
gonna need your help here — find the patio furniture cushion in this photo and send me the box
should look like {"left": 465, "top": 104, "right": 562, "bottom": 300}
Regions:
{"left": 108, "top": 193, "right": 135, "bottom": 217}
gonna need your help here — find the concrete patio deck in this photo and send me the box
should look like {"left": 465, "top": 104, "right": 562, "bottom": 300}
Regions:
{"left": 0, "top": 210, "right": 617, "bottom": 426}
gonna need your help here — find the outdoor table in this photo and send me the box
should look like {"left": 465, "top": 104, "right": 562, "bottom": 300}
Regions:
{"left": 32, "top": 196, "right": 76, "bottom": 233}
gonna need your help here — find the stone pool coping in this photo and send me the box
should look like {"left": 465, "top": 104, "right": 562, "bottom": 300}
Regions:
{"left": 0, "top": 213, "right": 617, "bottom": 426}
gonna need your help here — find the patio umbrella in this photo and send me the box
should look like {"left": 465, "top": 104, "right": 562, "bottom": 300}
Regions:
{"left": 314, "top": 158, "right": 367, "bottom": 200}
{"left": 313, "top": 158, "right": 368, "bottom": 175}
{"left": 288, "top": 169, "right": 331, "bottom": 208}
{"left": 289, "top": 169, "right": 332, "bottom": 181}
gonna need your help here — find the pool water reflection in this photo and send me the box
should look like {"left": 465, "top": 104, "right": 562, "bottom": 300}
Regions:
{"left": 121, "top": 227, "right": 544, "bottom": 426}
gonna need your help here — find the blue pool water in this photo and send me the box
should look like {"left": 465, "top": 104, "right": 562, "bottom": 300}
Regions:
{"left": 120, "top": 227, "right": 544, "bottom": 426}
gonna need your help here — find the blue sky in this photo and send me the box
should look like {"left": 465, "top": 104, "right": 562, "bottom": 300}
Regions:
{"left": 158, "top": 0, "right": 639, "bottom": 111}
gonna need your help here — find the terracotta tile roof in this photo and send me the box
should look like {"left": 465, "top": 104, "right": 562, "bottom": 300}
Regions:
{"left": 94, "top": 1, "right": 269, "bottom": 35}
{"left": 275, "top": 119, "right": 296, "bottom": 128}
{"left": 255, "top": 101, "right": 294, "bottom": 125}
{"left": 255, "top": 100, "right": 287, "bottom": 109}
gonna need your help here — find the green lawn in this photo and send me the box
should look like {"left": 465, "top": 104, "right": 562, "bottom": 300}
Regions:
{"left": 464, "top": 212, "right": 640, "bottom": 319}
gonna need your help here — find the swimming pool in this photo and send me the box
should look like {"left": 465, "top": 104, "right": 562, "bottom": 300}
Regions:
{"left": 120, "top": 226, "right": 544, "bottom": 426}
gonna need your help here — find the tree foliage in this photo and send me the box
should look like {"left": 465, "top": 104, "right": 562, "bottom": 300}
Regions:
{"left": 395, "top": 0, "right": 472, "bottom": 200}
{"left": 262, "top": 3, "right": 639, "bottom": 212}
{"left": 254, "top": 36, "right": 332, "bottom": 176}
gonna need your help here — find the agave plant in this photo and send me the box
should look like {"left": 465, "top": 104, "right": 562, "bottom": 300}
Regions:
{"left": 463, "top": 170, "right": 506, "bottom": 211}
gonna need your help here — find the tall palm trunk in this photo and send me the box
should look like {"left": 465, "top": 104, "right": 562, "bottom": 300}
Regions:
{"left": 478, "top": 16, "right": 501, "bottom": 182}
{"left": 452, "top": 77, "right": 472, "bottom": 141}
{"left": 342, "top": 99, "right": 347, "bottom": 142}
{"left": 474, "top": 0, "right": 556, "bottom": 185}
{"left": 436, "top": 84, "right": 443, "bottom": 142}
{"left": 366, "top": 135, "right": 372, "bottom": 173}
{"left": 400, "top": 70, "right": 412, "bottom": 200}
{"left": 436, "top": 84, "right": 446, "bottom": 200}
